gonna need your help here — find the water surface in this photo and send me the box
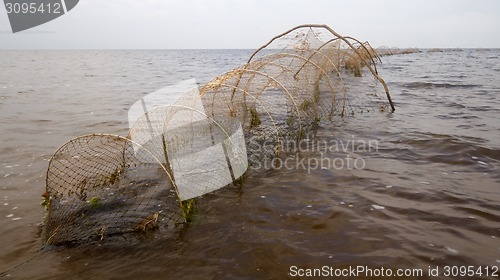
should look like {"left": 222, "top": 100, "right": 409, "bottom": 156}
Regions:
{"left": 0, "top": 49, "right": 499, "bottom": 279}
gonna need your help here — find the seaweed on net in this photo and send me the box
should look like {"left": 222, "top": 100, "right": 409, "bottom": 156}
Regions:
{"left": 42, "top": 24, "right": 395, "bottom": 245}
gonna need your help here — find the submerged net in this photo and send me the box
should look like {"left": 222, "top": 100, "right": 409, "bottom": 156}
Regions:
{"left": 44, "top": 134, "right": 181, "bottom": 245}
{"left": 43, "top": 24, "right": 394, "bottom": 245}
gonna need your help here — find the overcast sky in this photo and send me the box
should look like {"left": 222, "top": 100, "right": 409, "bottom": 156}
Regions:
{"left": 1, "top": 0, "right": 499, "bottom": 49}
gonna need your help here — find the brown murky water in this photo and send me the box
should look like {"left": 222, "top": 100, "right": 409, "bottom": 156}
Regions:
{"left": 0, "top": 49, "right": 499, "bottom": 279}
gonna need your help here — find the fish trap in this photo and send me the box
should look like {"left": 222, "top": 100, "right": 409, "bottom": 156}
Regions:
{"left": 43, "top": 24, "right": 394, "bottom": 245}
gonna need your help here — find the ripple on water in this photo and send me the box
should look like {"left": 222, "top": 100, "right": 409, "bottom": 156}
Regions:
{"left": 1, "top": 49, "right": 500, "bottom": 278}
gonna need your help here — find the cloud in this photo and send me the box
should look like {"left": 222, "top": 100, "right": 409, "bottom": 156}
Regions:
{"left": 1, "top": 0, "right": 499, "bottom": 49}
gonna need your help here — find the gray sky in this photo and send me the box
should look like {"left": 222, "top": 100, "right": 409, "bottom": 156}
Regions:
{"left": 1, "top": 0, "right": 499, "bottom": 49}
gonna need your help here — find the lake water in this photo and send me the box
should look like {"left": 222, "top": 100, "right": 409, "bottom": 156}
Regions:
{"left": 0, "top": 49, "right": 499, "bottom": 279}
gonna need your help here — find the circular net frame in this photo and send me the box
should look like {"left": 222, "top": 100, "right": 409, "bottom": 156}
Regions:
{"left": 199, "top": 25, "right": 394, "bottom": 157}
{"left": 44, "top": 134, "right": 181, "bottom": 245}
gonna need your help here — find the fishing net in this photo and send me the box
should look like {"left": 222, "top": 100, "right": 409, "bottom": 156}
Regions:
{"left": 198, "top": 24, "right": 394, "bottom": 155}
{"left": 44, "top": 134, "right": 181, "bottom": 245}
{"left": 127, "top": 87, "right": 248, "bottom": 201}
{"left": 43, "top": 24, "right": 394, "bottom": 245}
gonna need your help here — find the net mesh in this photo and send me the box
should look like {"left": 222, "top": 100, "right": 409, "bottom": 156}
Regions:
{"left": 127, "top": 89, "right": 248, "bottom": 201}
{"left": 44, "top": 134, "right": 181, "bottom": 245}
{"left": 198, "top": 25, "right": 393, "bottom": 151}
{"left": 43, "top": 24, "right": 394, "bottom": 245}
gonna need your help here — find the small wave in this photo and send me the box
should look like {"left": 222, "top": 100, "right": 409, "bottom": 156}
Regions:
{"left": 445, "top": 101, "right": 467, "bottom": 109}
{"left": 436, "top": 114, "right": 480, "bottom": 120}
{"left": 467, "top": 104, "right": 497, "bottom": 112}
{"left": 454, "top": 206, "right": 500, "bottom": 223}
{"left": 402, "top": 82, "right": 479, "bottom": 89}
{"left": 387, "top": 132, "right": 500, "bottom": 166}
